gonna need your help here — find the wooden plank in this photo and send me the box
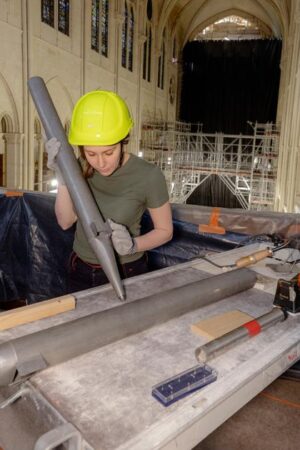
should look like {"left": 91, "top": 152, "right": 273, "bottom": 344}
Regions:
{"left": 0, "top": 295, "right": 76, "bottom": 331}
{"left": 191, "top": 309, "right": 253, "bottom": 341}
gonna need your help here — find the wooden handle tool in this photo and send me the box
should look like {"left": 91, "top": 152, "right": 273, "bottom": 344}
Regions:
{"left": 235, "top": 248, "right": 273, "bottom": 268}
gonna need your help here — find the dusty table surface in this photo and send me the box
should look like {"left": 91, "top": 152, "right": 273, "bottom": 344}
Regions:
{"left": 2, "top": 244, "right": 300, "bottom": 450}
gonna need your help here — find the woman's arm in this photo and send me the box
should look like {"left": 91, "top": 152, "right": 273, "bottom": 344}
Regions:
{"left": 54, "top": 185, "right": 77, "bottom": 230}
{"left": 134, "top": 201, "right": 173, "bottom": 252}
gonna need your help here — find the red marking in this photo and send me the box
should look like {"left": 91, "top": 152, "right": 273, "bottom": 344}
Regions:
{"left": 243, "top": 320, "right": 261, "bottom": 336}
{"left": 288, "top": 352, "right": 298, "bottom": 362}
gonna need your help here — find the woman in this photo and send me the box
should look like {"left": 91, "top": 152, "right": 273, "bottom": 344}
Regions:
{"left": 46, "top": 90, "right": 173, "bottom": 292}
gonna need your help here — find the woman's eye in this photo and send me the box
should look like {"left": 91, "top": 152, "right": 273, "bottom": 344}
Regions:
{"left": 105, "top": 151, "right": 114, "bottom": 156}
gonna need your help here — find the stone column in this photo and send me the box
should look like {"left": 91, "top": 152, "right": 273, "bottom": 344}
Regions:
{"left": 275, "top": 2, "right": 300, "bottom": 212}
{"left": 4, "top": 132, "right": 23, "bottom": 189}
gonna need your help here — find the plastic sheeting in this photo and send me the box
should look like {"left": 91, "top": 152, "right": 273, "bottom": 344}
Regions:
{"left": 0, "top": 191, "right": 261, "bottom": 304}
{"left": 171, "top": 204, "right": 300, "bottom": 237}
{"left": 0, "top": 192, "right": 74, "bottom": 304}
{"left": 141, "top": 213, "right": 254, "bottom": 270}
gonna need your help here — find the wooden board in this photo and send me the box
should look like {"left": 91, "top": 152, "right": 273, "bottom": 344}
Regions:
{"left": 0, "top": 295, "right": 76, "bottom": 331}
{"left": 191, "top": 309, "right": 253, "bottom": 340}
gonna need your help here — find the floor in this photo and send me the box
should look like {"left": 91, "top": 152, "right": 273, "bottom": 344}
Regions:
{"left": 195, "top": 375, "right": 300, "bottom": 450}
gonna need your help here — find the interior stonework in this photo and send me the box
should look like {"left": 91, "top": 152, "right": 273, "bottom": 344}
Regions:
{"left": 0, "top": 1, "right": 299, "bottom": 211}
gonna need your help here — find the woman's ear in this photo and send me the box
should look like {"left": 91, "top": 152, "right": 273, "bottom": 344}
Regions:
{"left": 121, "top": 134, "right": 130, "bottom": 146}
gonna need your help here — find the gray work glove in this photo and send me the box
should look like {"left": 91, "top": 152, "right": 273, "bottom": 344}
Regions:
{"left": 45, "top": 137, "right": 65, "bottom": 185}
{"left": 107, "top": 219, "right": 137, "bottom": 256}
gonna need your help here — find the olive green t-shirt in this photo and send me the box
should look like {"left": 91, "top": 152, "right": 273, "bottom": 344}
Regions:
{"left": 73, "top": 154, "right": 169, "bottom": 264}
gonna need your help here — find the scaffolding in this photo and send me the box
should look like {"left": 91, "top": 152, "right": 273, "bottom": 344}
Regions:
{"left": 140, "top": 121, "right": 279, "bottom": 210}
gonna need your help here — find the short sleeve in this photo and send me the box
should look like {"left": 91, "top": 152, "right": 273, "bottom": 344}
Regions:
{"left": 145, "top": 166, "right": 169, "bottom": 208}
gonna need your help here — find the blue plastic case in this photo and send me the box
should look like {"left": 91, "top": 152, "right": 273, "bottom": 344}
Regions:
{"left": 152, "top": 364, "right": 217, "bottom": 406}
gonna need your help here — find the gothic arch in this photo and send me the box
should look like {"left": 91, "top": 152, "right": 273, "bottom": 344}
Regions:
{"left": 187, "top": 9, "right": 273, "bottom": 43}
{"left": 0, "top": 72, "right": 20, "bottom": 132}
{"left": 0, "top": 114, "right": 14, "bottom": 133}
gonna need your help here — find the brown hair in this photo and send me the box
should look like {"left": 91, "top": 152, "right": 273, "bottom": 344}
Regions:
{"left": 79, "top": 135, "right": 130, "bottom": 179}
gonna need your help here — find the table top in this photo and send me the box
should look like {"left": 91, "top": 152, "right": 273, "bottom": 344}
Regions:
{"left": 12, "top": 243, "right": 298, "bottom": 450}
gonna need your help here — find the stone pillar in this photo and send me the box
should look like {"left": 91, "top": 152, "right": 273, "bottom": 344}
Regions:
{"left": 4, "top": 132, "right": 23, "bottom": 189}
{"left": 275, "top": 2, "right": 300, "bottom": 212}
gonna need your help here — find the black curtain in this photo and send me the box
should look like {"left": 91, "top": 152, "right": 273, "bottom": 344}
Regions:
{"left": 180, "top": 39, "right": 282, "bottom": 134}
{"left": 186, "top": 175, "right": 243, "bottom": 208}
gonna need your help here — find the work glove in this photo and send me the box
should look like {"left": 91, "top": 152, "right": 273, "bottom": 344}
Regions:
{"left": 44, "top": 137, "right": 65, "bottom": 185}
{"left": 107, "top": 219, "right": 137, "bottom": 256}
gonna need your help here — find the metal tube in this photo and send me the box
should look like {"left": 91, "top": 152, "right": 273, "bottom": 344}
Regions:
{"left": 195, "top": 307, "right": 286, "bottom": 363}
{"left": 0, "top": 268, "right": 256, "bottom": 386}
{"left": 27, "top": 76, "right": 125, "bottom": 301}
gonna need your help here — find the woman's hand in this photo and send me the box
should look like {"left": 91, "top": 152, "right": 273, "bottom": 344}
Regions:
{"left": 107, "top": 219, "right": 137, "bottom": 255}
{"left": 45, "top": 137, "right": 65, "bottom": 185}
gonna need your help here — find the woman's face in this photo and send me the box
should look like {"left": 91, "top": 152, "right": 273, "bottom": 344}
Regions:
{"left": 83, "top": 143, "right": 121, "bottom": 176}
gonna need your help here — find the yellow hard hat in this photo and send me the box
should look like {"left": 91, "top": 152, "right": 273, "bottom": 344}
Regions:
{"left": 68, "top": 90, "right": 134, "bottom": 146}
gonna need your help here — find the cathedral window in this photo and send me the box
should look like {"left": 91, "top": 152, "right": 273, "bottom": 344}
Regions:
{"left": 91, "top": 0, "right": 109, "bottom": 56}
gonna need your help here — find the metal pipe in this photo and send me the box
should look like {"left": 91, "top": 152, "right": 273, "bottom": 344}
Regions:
{"left": 195, "top": 307, "right": 286, "bottom": 363}
{"left": 0, "top": 268, "right": 256, "bottom": 386}
{"left": 27, "top": 77, "right": 125, "bottom": 301}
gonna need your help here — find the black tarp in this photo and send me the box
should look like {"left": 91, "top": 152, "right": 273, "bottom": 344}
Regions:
{"left": 0, "top": 192, "right": 255, "bottom": 304}
{"left": 0, "top": 193, "right": 74, "bottom": 303}
{"left": 186, "top": 174, "right": 243, "bottom": 208}
{"left": 142, "top": 212, "right": 252, "bottom": 269}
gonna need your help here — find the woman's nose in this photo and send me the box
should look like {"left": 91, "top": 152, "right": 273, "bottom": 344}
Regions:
{"left": 97, "top": 155, "right": 105, "bottom": 167}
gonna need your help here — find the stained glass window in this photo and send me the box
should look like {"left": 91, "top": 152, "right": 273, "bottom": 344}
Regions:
{"left": 91, "top": 0, "right": 109, "bottom": 56}
{"left": 121, "top": 2, "right": 134, "bottom": 71}
{"left": 143, "top": 3, "right": 152, "bottom": 82}
{"left": 58, "top": 0, "right": 70, "bottom": 35}
{"left": 41, "top": 0, "right": 54, "bottom": 27}
{"left": 91, "top": 0, "right": 100, "bottom": 51}
{"left": 128, "top": 7, "right": 134, "bottom": 71}
{"left": 158, "top": 29, "right": 166, "bottom": 89}
{"left": 121, "top": 2, "right": 128, "bottom": 67}
{"left": 147, "top": 27, "right": 152, "bottom": 82}
{"left": 143, "top": 28, "right": 147, "bottom": 80}
{"left": 101, "top": 0, "right": 109, "bottom": 56}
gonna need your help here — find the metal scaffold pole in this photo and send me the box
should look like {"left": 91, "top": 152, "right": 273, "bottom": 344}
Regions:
{"left": 140, "top": 120, "right": 279, "bottom": 210}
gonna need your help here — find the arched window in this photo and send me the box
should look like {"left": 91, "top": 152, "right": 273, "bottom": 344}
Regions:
{"left": 41, "top": 0, "right": 54, "bottom": 27}
{"left": 101, "top": 0, "right": 109, "bottom": 56}
{"left": 121, "top": 2, "right": 134, "bottom": 71}
{"left": 158, "top": 28, "right": 166, "bottom": 89}
{"left": 143, "top": 27, "right": 148, "bottom": 80}
{"left": 91, "top": 0, "right": 109, "bottom": 56}
{"left": 58, "top": 0, "right": 69, "bottom": 35}
{"left": 143, "top": 0, "right": 152, "bottom": 81}
{"left": 128, "top": 7, "right": 134, "bottom": 71}
{"left": 41, "top": 1, "right": 70, "bottom": 36}
{"left": 121, "top": 2, "right": 128, "bottom": 67}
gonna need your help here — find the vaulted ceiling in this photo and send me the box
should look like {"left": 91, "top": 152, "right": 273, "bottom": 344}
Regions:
{"left": 156, "top": 0, "right": 290, "bottom": 45}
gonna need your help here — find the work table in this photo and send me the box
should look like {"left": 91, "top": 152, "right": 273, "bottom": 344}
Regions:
{"left": 0, "top": 243, "right": 299, "bottom": 450}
